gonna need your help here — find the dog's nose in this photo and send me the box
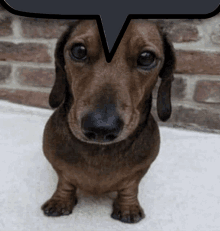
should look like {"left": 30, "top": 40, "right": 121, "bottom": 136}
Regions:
{"left": 81, "top": 109, "right": 123, "bottom": 143}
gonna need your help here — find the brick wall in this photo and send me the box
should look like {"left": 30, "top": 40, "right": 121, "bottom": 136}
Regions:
{"left": 1, "top": 4, "right": 220, "bottom": 133}
{"left": 152, "top": 17, "right": 220, "bottom": 133}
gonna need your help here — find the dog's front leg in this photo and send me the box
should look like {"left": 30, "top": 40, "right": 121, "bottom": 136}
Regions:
{"left": 41, "top": 174, "right": 77, "bottom": 217}
{"left": 111, "top": 179, "right": 145, "bottom": 223}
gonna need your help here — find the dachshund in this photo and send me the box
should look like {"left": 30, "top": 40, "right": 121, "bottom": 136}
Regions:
{"left": 41, "top": 19, "right": 175, "bottom": 223}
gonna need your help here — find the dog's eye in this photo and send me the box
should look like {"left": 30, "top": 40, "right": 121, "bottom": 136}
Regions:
{"left": 137, "top": 51, "right": 156, "bottom": 70}
{"left": 70, "top": 44, "right": 87, "bottom": 61}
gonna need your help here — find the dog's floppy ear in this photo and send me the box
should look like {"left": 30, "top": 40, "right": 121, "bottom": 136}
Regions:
{"left": 157, "top": 33, "right": 176, "bottom": 122}
{"left": 49, "top": 63, "right": 67, "bottom": 109}
{"left": 49, "top": 30, "right": 68, "bottom": 108}
{"left": 49, "top": 21, "right": 80, "bottom": 108}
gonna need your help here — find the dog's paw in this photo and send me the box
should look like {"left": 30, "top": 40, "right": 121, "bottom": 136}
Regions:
{"left": 111, "top": 202, "right": 145, "bottom": 223}
{"left": 41, "top": 198, "right": 77, "bottom": 217}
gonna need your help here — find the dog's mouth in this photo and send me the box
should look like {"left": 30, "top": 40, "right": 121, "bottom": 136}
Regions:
{"left": 80, "top": 134, "right": 124, "bottom": 145}
{"left": 67, "top": 98, "right": 142, "bottom": 146}
{"left": 67, "top": 112, "right": 141, "bottom": 146}
{"left": 68, "top": 122, "right": 125, "bottom": 145}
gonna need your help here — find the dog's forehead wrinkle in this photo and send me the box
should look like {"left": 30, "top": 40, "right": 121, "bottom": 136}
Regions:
{"left": 135, "top": 28, "right": 162, "bottom": 47}
{"left": 116, "top": 22, "right": 163, "bottom": 59}
{"left": 70, "top": 22, "right": 100, "bottom": 44}
{"left": 67, "top": 20, "right": 164, "bottom": 63}
{"left": 70, "top": 31, "right": 99, "bottom": 45}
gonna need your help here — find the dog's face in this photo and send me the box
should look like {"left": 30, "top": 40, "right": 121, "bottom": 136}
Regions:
{"left": 50, "top": 20, "right": 175, "bottom": 145}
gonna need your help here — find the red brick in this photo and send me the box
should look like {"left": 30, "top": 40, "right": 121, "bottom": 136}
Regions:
{"left": 167, "top": 23, "right": 199, "bottom": 43}
{"left": 0, "top": 65, "right": 11, "bottom": 82}
{"left": 0, "top": 89, "right": 50, "bottom": 108}
{"left": 171, "top": 105, "right": 220, "bottom": 130}
{"left": 194, "top": 80, "right": 220, "bottom": 103}
{"left": 175, "top": 50, "right": 220, "bottom": 75}
{"left": 152, "top": 104, "right": 220, "bottom": 131}
{"left": 0, "top": 16, "right": 12, "bottom": 37}
{"left": 0, "top": 42, "right": 51, "bottom": 63}
{"left": 17, "top": 67, "right": 55, "bottom": 88}
{"left": 21, "top": 18, "right": 74, "bottom": 39}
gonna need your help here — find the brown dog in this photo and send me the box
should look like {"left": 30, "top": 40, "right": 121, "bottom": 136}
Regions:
{"left": 41, "top": 19, "right": 175, "bottom": 223}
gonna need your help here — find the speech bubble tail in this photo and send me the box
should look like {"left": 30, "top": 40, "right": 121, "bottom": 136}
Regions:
{"left": 100, "top": 14, "right": 129, "bottom": 61}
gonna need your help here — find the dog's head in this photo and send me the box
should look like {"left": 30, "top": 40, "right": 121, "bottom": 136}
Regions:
{"left": 49, "top": 20, "right": 175, "bottom": 145}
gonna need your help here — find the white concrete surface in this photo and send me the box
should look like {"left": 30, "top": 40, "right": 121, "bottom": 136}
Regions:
{"left": 0, "top": 100, "right": 219, "bottom": 231}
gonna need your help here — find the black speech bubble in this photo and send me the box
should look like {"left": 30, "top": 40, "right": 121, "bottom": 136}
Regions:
{"left": 1, "top": 0, "right": 220, "bottom": 62}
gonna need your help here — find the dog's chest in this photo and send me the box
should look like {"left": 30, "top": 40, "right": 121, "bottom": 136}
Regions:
{"left": 67, "top": 163, "right": 133, "bottom": 194}
{"left": 61, "top": 150, "right": 151, "bottom": 195}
